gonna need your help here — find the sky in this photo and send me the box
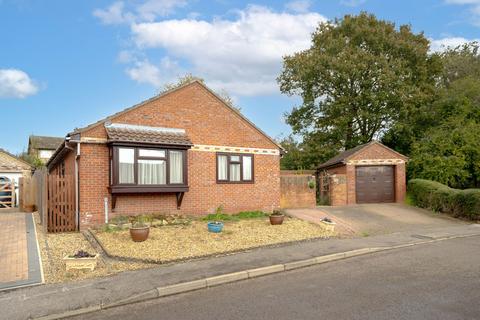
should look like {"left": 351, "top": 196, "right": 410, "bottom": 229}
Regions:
{"left": 1, "top": 0, "right": 479, "bottom": 154}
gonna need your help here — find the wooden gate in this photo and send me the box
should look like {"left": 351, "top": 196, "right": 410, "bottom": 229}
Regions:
{"left": 47, "top": 175, "right": 76, "bottom": 232}
{"left": 0, "top": 180, "right": 15, "bottom": 209}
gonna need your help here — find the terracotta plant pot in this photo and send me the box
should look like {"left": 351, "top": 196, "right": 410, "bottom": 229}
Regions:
{"left": 129, "top": 226, "right": 150, "bottom": 242}
{"left": 269, "top": 214, "right": 285, "bottom": 225}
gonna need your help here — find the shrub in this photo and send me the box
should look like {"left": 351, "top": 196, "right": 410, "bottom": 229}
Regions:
{"left": 202, "top": 210, "right": 267, "bottom": 221}
{"left": 408, "top": 179, "right": 480, "bottom": 220}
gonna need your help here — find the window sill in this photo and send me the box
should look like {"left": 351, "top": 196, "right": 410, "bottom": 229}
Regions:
{"left": 109, "top": 185, "right": 189, "bottom": 194}
{"left": 216, "top": 180, "right": 254, "bottom": 184}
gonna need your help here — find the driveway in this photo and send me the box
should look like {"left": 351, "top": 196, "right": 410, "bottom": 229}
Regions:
{"left": 287, "top": 203, "right": 467, "bottom": 237}
{"left": 0, "top": 211, "right": 43, "bottom": 291}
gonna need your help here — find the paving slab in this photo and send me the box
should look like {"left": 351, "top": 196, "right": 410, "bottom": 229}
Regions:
{"left": 0, "top": 212, "right": 42, "bottom": 291}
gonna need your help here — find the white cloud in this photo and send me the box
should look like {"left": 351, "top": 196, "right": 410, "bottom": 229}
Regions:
{"left": 125, "top": 57, "right": 182, "bottom": 87}
{"left": 445, "top": 0, "right": 480, "bottom": 25}
{"left": 93, "top": 0, "right": 187, "bottom": 25}
{"left": 430, "top": 36, "right": 479, "bottom": 51}
{"left": 130, "top": 5, "right": 326, "bottom": 95}
{"left": 285, "top": 0, "right": 311, "bottom": 13}
{"left": 0, "top": 69, "right": 39, "bottom": 99}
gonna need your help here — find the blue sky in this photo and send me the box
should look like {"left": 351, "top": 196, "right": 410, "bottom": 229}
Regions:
{"left": 1, "top": 0, "right": 479, "bottom": 154}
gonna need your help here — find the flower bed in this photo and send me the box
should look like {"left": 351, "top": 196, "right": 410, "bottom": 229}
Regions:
{"left": 93, "top": 217, "right": 333, "bottom": 263}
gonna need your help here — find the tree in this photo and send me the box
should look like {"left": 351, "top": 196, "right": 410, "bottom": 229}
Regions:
{"left": 408, "top": 47, "right": 480, "bottom": 188}
{"left": 278, "top": 12, "right": 441, "bottom": 165}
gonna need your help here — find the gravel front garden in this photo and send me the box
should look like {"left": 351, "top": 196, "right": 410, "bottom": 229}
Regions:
{"left": 92, "top": 215, "right": 333, "bottom": 263}
{"left": 34, "top": 213, "right": 153, "bottom": 283}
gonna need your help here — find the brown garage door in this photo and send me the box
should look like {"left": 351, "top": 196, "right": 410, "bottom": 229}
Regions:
{"left": 355, "top": 166, "right": 395, "bottom": 203}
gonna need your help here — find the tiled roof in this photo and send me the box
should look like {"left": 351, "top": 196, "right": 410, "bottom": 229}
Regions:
{"left": 105, "top": 123, "right": 193, "bottom": 146}
{"left": 29, "top": 135, "right": 64, "bottom": 150}
{"left": 317, "top": 141, "right": 408, "bottom": 170}
{"left": 0, "top": 148, "right": 32, "bottom": 171}
{"left": 317, "top": 143, "right": 370, "bottom": 169}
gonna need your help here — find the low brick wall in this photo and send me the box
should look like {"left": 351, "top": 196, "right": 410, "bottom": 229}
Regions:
{"left": 280, "top": 171, "right": 316, "bottom": 208}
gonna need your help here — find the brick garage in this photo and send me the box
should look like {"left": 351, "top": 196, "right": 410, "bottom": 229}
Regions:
{"left": 47, "top": 80, "right": 283, "bottom": 229}
{"left": 317, "top": 141, "right": 407, "bottom": 206}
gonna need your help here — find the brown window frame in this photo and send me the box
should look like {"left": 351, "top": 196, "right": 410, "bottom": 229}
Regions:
{"left": 216, "top": 153, "right": 254, "bottom": 184}
{"left": 109, "top": 144, "right": 189, "bottom": 194}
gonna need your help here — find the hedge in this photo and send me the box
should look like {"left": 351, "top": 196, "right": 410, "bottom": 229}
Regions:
{"left": 408, "top": 179, "right": 480, "bottom": 220}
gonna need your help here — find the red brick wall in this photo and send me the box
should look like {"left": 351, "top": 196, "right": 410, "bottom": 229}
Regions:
{"left": 74, "top": 82, "right": 281, "bottom": 228}
{"left": 279, "top": 172, "right": 316, "bottom": 208}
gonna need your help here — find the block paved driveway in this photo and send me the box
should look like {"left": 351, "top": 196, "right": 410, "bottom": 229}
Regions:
{"left": 0, "top": 211, "right": 42, "bottom": 290}
{"left": 287, "top": 203, "right": 467, "bottom": 237}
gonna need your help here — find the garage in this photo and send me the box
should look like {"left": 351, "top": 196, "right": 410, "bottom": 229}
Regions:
{"left": 355, "top": 166, "right": 394, "bottom": 203}
{"left": 317, "top": 141, "right": 407, "bottom": 206}
{"left": 0, "top": 148, "right": 32, "bottom": 209}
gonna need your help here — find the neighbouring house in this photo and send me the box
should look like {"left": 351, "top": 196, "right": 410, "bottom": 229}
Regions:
{"left": 0, "top": 148, "right": 32, "bottom": 208}
{"left": 317, "top": 141, "right": 407, "bottom": 206}
{"left": 28, "top": 135, "right": 64, "bottom": 163}
{"left": 47, "top": 80, "right": 283, "bottom": 229}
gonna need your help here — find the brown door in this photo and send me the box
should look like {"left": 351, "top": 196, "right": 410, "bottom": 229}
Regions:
{"left": 355, "top": 166, "right": 395, "bottom": 203}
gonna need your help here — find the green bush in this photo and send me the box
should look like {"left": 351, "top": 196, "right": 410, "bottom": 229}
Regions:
{"left": 408, "top": 179, "right": 480, "bottom": 220}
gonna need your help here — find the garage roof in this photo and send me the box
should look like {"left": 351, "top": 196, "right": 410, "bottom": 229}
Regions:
{"left": 317, "top": 141, "right": 407, "bottom": 170}
{"left": 0, "top": 148, "right": 32, "bottom": 172}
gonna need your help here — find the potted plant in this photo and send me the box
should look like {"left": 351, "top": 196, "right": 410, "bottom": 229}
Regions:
{"left": 320, "top": 217, "right": 336, "bottom": 232}
{"left": 269, "top": 210, "right": 285, "bottom": 225}
{"left": 207, "top": 221, "right": 224, "bottom": 233}
{"left": 129, "top": 215, "right": 151, "bottom": 242}
{"left": 64, "top": 250, "right": 99, "bottom": 271}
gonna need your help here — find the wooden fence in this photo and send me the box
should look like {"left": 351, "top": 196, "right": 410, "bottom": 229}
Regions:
{"left": 47, "top": 174, "right": 76, "bottom": 232}
{"left": 280, "top": 170, "right": 317, "bottom": 208}
{"left": 0, "top": 180, "right": 15, "bottom": 209}
{"left": 28, "top": 169, "right": 76, "bottom": 233}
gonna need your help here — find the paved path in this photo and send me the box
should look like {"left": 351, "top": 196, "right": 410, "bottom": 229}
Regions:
{"left": 0, "top": 212, "right": 42, "bottom": 291}
{"left": 1, "top": 224, "right": 479, "bottom": 320}
{"left": 72, "top": 235, "right": 480, "bottom": 320}
{"left": 287, "top": 203, "right": 465, "bottom": 236}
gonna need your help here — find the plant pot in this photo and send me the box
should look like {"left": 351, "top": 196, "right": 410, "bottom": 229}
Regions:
{"left": 320, "top": 220, "right": 336, "bottom": 232}
{"left": 269, "top": 214, "right": 285, "bottom": 225}
{"left": 64, "top": 254, "right": 99, "bottom": 271}
{"left": 207, "top": 221, "right": 224, "bottom": 233}
{"left": 129, "top": 226, "right": 150, "bottom": 242}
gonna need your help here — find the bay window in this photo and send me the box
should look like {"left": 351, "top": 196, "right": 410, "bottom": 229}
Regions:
{"left": 110, "top": 146, "right": 188, "bottom": 193}
{"left": 217, "top": 153, "right": 254, "bottom": 183}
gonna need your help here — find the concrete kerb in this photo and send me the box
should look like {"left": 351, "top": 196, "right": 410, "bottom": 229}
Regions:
{"left": 30, "top": 232, "right": 480, "bottom": 320}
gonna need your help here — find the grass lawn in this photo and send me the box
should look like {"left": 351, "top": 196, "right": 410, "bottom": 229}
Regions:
{"left": 93, "top": 216, "right": 333, "bottom": 263}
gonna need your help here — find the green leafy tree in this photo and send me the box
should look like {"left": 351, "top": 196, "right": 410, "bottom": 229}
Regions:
{"left": 408, "top": 65, "right": 480, "bottom": 188}
{"left": 278, "top": 12, "right": 441, "bottom": 165}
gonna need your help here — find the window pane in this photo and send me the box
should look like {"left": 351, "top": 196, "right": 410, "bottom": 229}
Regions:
{"left": 230, "top": 155, "right": 240, "bottom": 162}
{"left": 218, "top": 155, "right": 228, "bottom": 180}
{"left": 242, "top": 156, "right": 252, "bottom": 180}
{"left": 119, "top": 148, "right": 135, "bottom": 184}
{"left": 169, "top": 151, "right": 183, "bottom": 183}
{"left": 139, "top": 149, "right": 165, "bottom": 157}
{"left": 230, "top": 163, "right": 241, "bottom": 181}
{"left": 138, "top": 159, "right": 166, "bottom": 184}
{"left": 39, "top": 150, "right": 53, "bottom": 159}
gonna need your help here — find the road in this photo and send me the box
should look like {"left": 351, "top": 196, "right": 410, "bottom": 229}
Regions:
{"left": 71, "top": 236, "right": 480, "bottom": 320}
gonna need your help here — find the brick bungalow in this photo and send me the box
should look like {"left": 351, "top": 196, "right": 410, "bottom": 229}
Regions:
{"left": 317, "top": 141, "right": 408, "bottom": 206}
{"left": 47, "top": 80, "right": 283, "bottom": 229}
